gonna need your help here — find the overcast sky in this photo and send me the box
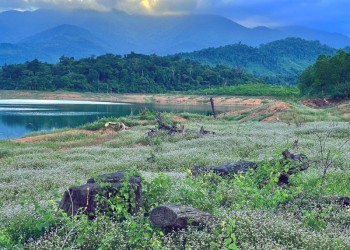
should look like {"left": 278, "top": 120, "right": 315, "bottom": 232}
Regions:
{"left": 1, "top": 0, "right": 349, "bottom": 36}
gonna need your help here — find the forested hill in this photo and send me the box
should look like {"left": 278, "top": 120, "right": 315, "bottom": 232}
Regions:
{"left": 177, "top": 38, "right": 340, "bottom": 84}
{"left": 299, "top": 50, "right": 350, "bottom": 99}
{"left": 0, "top": 53, "right": 261, "bottom": 93}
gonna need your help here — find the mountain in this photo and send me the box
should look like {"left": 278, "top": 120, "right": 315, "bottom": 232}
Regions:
{"left": 278, "top": 26, "right": 350, "bottom": 49}
{"left": 0, "top": 9, "right": 350, "bottom": 65}
{"left": 20, "top": 24, "right": 111, "bottom": 59}
{"left": 177, "top": 38, "right": 339, "bottom": 84}
{"left": 0, "top": 24, "right": 112, "bottom": 65}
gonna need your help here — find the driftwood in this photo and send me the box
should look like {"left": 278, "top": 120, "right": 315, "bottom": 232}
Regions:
{"left": 102, "top": 122, "right": 129, "bottom": 133}
{"left": 59, "top": 171, "right": 142, "bottom": 218}
{"left": 155, "top": 112, "right": 185, "bottom": 134}
{"left": 191, "top": 161, "right": 257, "bottom": 176}
{"left": 150, "top": 204, "right": 212, "bottom": 230}
{"left": 150, "top": 113, "right": 216, "bottom": 137}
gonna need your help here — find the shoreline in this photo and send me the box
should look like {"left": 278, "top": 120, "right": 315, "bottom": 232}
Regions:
{"left": 0, "top": 90, "right": 271, "bottom": 107}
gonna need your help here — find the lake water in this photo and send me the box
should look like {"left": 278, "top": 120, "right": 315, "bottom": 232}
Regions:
{"left": 0, "top": 99, "right": 241, "bottom": 140}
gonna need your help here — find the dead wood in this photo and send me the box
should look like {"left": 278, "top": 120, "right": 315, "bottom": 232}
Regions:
{"left": 150, "top": 204, "right": 212, "bottom": 230}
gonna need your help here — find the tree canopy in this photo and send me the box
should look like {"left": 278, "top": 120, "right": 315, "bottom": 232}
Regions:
{"left": 177, "top": 38, "right": 338, "bottom": 84}
{"left": 0, "top": 53, "right": 260, "bottom": 93}
{"left": 299, "top": 50, "right": 350, "bottom": 99}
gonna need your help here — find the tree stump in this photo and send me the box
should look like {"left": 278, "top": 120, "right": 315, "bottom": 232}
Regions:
{"left": 277, "top": 150, "right": 312, "bottom": 185}
{"left": 150, "top": 204, "right": 212, "bottom": 230}
{"left": 191, "top": 150, "right": 313, "bottom": 186}
{"left": 58, "top": 170, "right": 142, "bottom": 218}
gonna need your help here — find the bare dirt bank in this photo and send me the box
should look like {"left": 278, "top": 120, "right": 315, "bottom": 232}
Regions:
{"left": 0, "top": 90, "right": 271, "bottom": 107}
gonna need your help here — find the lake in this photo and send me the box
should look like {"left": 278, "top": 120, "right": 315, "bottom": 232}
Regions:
{"left": 0, "top": 99, "right": 242, "bottom": 140}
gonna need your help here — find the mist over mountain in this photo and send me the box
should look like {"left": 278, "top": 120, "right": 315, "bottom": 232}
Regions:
{"left": 0, "top": 9, "right": 350, "bottom": 65}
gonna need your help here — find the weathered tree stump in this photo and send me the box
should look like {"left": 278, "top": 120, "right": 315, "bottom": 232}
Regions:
{"left": 59, "top": 170, "right": 142, "bottom": 218}
{"left": 191, "top": 150, "right": 313, "bottom": 186}
{"left": 150, "top": 204, "right": 212, "bottom": 230}
{"left": 191, "top": 161, "right": 257, "bottom": 176}
{"left": 277, "top": 150, "right": 312, "bottom": 185}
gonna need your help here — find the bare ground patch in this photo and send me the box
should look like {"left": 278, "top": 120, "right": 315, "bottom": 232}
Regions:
{"left": 12, "top": 127, "right": 126, "bottom": 144}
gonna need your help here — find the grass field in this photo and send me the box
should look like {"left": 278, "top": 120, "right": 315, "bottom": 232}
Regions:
{"left": 0, "top": 109, "right": 349, "bottom": 249}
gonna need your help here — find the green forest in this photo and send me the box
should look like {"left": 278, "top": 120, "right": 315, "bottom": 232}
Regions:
{"left": 178, "top": 38, "right": 339, "bottom": 84}
{"left": 299, "top": 50, "right": 350, "bottom": 99}
{"left": 1, "top": 45, "right": 350, "bottom": 99}
{"left": 0, "top": 53, "right": 259, "bottom": 93}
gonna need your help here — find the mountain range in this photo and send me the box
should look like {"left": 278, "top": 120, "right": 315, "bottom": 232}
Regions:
{"left": 1, "top": 9, "right": 350, "bottom": 65}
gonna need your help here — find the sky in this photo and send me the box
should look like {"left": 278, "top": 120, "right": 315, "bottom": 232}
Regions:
{"left": 0, "top": 0, "right": 349, "bottom": 36}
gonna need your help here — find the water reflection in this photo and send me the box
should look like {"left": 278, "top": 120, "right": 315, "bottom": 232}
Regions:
{"left": 0, "top": 99, "right": 242, "bottom": 140}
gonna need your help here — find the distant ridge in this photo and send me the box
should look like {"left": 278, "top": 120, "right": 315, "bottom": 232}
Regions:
{"left": 0, "top": 9, "right": 350, "bottom": 65}
{"left": 177, "top": 38, "right": 340, "bottom": 84}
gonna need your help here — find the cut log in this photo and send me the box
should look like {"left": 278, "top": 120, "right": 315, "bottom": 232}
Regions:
{"left": 191, "top": 161, "right": 258, "bottom": 176}
{"left": 59, "top": 170, "right": 142, "bottom": 218}
{"left": 150, "top": 204, "right": 212, "bottom": 230}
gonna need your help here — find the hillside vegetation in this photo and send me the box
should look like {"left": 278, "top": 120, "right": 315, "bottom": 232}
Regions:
{"left": 178, "top": 38, "right": 339, "bottom": 84}
{"left": 299, "top": 50, "right": 350, "bottom": 99}
{"left": 0, "top": 53, "right": 261, "bottom": 93}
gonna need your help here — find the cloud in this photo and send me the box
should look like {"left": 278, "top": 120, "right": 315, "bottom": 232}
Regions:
{"left": 0, "top": 0, "right": 199, "bottom": 14}
{"left": 0, "top": 0, "right": 349, "bottom": 35}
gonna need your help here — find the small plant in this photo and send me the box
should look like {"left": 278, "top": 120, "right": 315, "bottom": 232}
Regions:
{"left": 315, "top": 123, "right": 350, "bottom": 191}
{"left": 222, "top": 219, "right": 238, "bottom": 250}
{"left": 301, "top": 206, "right": 332, "bottom": 230}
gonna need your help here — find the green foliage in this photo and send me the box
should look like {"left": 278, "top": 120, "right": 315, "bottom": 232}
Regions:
{"left": 143, "top": 173, "right": 171, "bottom": 212}
{"left": 190, "top": 83, "right": 300, "bottom": 97}
{"left": 301, "top": 207, "right": 330, "bottom": 230}
{"left": 0, "top": 53, "right": 261, "bottom": 93}
{"left": 1, "top": 200, "right": 58, "bottom": 246}
{"left": 299, "top": 50, "right": 350, "bottom": 99}
{"left": 222, "top": 219, "right": 238, "bottom": 250}
{"left": 178, "top": 38, "right": 336, "bottom": 84}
